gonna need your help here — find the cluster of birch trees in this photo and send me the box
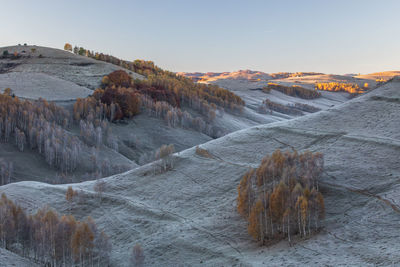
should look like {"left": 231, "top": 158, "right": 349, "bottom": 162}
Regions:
{"left": 79, "top": 120, "right": 118, "bottom": 151}
{"left": 0, "top": 93, "right": 82, "bottom": 173}
{"left": 140, "top": 95, "right": 225, "bottom": 138}
{"left": 0, "top": 91, "right": 125, "bottom": 177}
{"left": 237, "top": 150, "right": 325, "bottom": 244}
{"left": 0, "top": 193, "right": 111, "bottom": 266}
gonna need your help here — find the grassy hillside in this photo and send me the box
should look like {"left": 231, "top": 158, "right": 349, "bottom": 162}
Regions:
{"left": 2, "top": 76, "right": 399, "bottom": 266}
{"left": 0, "top": 45, "right": 363, "bottom": 188}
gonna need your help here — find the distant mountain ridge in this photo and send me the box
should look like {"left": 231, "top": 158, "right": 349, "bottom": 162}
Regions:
{"left": 177, "top": 70, "right": 324, "bottom": 82}
{"left": 178, "top": 69, "right": 400, "bottom": 85}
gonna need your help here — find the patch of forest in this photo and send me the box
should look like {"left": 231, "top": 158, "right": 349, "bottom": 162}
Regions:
{"left": 64, "top": 43, "right": 244, "bottom": 112}
{"left": 237, "top": 150, "right": 325, "bottom": 244}
{"left": 315, "top": 82, "right": 367, "bottom": 94}
{"left": 264, "top": 83, "right": 321, "bottom": 99}
{"left": 0, "top": 90, "right": 130, "bottom": 185}
{"left": 75, "top": 69, "right": 228, "bottom": 138}
{"left": 0, "top": 193, "right": 111, "bottom": 266}
{"left": 258, "top": 99, "right": 320, "bottom": 116}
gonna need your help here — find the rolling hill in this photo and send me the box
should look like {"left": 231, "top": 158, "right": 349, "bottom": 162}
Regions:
{"left": 0, "top": 46, "right": 213, "bottom": 183}
{"left": 1, "top": 74, "right": 399, "bottom": 266}
{"left": 0, "top": 46, "right": 361, "bottom": 185}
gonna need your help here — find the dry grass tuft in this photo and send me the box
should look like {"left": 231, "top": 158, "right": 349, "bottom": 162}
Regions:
{"left": 195, "top": 146, "right": 214, "bottom": 158}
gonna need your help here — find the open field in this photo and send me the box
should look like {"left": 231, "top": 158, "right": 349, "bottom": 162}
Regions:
{"left": 0, "top": 45, "right": 144, "bottom": 99}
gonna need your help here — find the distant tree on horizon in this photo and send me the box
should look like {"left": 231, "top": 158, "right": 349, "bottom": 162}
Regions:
{"left": 64, "top": 43, "right": 73, "bottom": 52}
{"left": 3, "top": 88, "right": 12, "bottom": 96}
{"left": 78, "top": 47, "right": 86, "bottom": 56}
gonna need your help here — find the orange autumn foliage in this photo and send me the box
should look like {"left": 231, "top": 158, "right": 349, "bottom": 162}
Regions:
{"left": 237, "top": 150, "right": 325, "bottom": 244}
{"left": 315, "top": 82, "right": 365, "bottom": 94}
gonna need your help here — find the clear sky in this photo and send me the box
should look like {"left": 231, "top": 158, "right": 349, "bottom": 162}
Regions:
{"left": 1, "top": 0, "right": 400, "bottom": 74}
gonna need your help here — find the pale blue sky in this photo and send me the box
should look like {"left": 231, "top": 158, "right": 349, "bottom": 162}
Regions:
{"left": 1, "top": 0, "right": 399, "bottom": 74}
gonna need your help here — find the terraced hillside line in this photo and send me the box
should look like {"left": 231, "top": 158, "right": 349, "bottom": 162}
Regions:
{"left": 273, "top": 126, "right": 347, "bottom": 142}
{"left": 369, "top": 95, "right": 400, "bottom": 103}
{"left": 195, "top": 152, "right": 256, "bottom": 169}
{"left": 269, "top": 136, "right": 296, "bottom": 151}
{"left": 257, "top": 127, "right": 341, "bottom": 152}
{"left": 296, "top": 244, "right": 333, "bottom": 258}
{"left": 326, "top": 230, "right": 351, "bottom": 243}
{"left": 353, "top": 189, "right": 400, "bottom": 213}
{"left": 0, "top": 62, "right": 21, "bottom": 74}
{"left": 169, "top": 168, "right": 244, "bottom": 256}
{"left": 320, "top": 181, "right": 400, "bottom": 214}
{"left": 199, "top": 134, "right": 300, "bottom": 166}
{"left": 78, "top": 188, "right": 182, "bottom": 222}
{"left": 343, "top": 134, "right": 400, "bottom": 150}
{"left": 197, "top": 133, "right": 400, "bottom": 217}
{"left": 174, "top": 167, "right": 242, "bottom": 205}
{"left": 275, "top": 126, "right": 400, "bottom": 150}
{"left": 76, "top": 185, "right": 245, "bottom": 258}
{"left": 302, "top": 132, "right": 344, "bottom": 150}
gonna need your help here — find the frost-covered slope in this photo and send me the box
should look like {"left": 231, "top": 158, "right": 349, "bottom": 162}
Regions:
{"left": 2, "top": 78, "right": 399, "bottom": 266}
{"left": 0, "top": 72, "right": 93, "bottom": 101}
{"left": 0, "top": 45, "right": 213, "bottom": 183}
{"left": 0, "top": 248, "right": 39, "bottom": 267}
{"left": 0, "top": 45, "right": 144, "bottom": 100}
{"left": 0, "top": 45, "right": 358, "bottom": 186}
{"left": 355, "top": 71, "right": 400, "bottom": 81}
{"left": 184, "top": 71, "right": 363, "bottom": 132}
